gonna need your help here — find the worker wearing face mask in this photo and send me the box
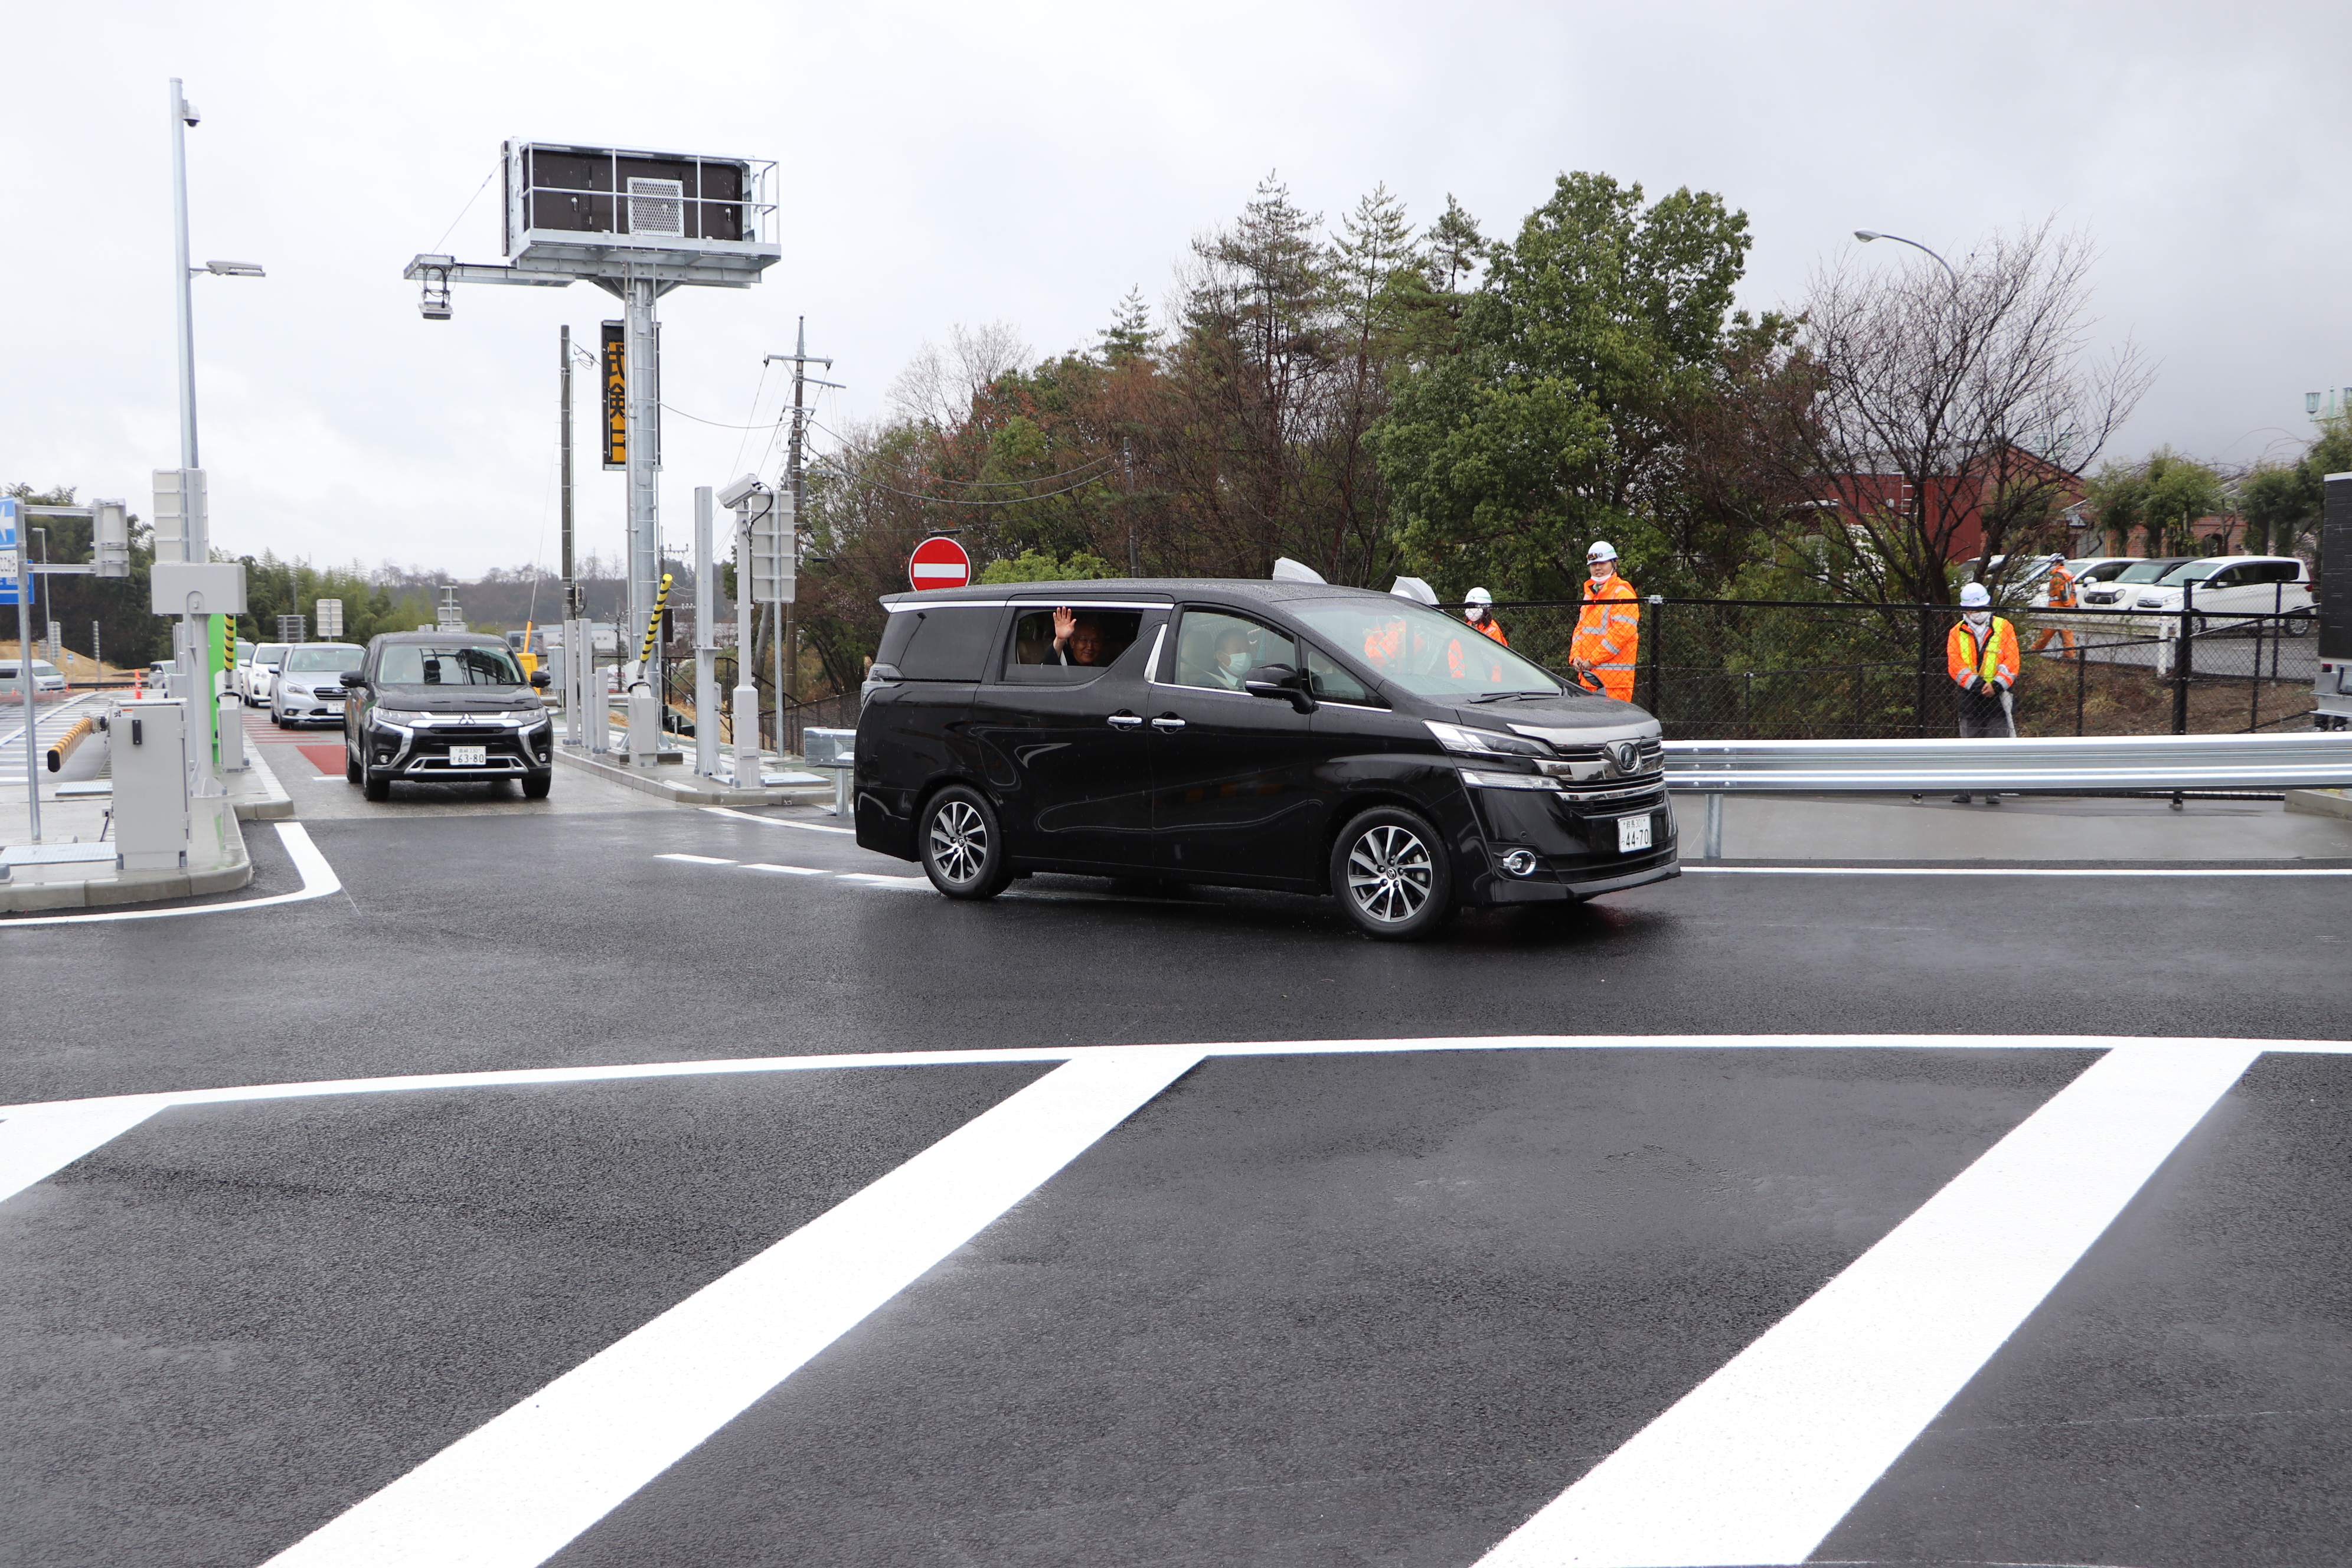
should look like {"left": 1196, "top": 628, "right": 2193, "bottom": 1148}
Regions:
{"left": 1946, "top": 581, "right": 2019, "bottom": 803}
{"left": 1569, "top": 542, "right": 1638, "bottom": 701}
{"left": 1464, "top": 587, "right": 1509, "bottom": 646}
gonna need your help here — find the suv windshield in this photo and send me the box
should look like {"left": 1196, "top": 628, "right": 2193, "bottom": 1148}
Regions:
{"left": 284, "top": 646, "right": 364, "bottom": 673}
{"left": 2113, "top": 559, "right": 2187, "bottom": 584}
{"left": 1288, "top": 599, "right": 1563, "bottom": 700}
{"left": 377, "top": 643, "right": 524, "bottom": 686}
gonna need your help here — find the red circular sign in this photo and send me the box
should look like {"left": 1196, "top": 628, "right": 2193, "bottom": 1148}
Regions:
{"left": 907, "top": 535, "right": 972, "bottom": 592}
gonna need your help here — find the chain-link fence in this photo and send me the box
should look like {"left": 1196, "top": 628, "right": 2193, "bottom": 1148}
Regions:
{"left": 1479, "top": 596, "right": 2321, "bottom": 740}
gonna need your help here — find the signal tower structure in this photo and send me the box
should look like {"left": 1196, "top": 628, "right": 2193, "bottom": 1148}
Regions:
{"left": 405, "top": 143, "right": 782, "bottom": 750}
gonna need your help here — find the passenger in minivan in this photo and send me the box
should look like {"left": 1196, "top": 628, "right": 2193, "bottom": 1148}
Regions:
{"left": 1051, "top": 607, "right": 1108, "bottom": 666}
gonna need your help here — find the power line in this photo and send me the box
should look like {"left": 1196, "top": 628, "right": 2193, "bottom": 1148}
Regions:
{"left": 661, "top": 402, "right": 788, "bottom": 432}
{"left": 429, "top": 166, "right": 497, "bottom": 255}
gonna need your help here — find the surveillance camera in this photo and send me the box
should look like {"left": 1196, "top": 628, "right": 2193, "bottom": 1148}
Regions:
{"left": 182, "top": 103, "right": 201, "bottom": 126}
{"left": 716, "top": 473, "right": 765, "bottom": 509}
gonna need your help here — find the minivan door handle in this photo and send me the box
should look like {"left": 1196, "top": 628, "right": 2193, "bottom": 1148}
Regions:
{"left": 1106, "top": 712, "right": 1144, "bottom": 730}
{"left": 1149, "top": 714, "right": 1186, "bottom": 732}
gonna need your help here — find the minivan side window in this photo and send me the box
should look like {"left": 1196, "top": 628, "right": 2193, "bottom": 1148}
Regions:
{"left": 1170, "top": 609, "right": 1295, "bottom": 691}
{"left": 887, "top": 607, "right": 1005, "bottom": 680}
{"left": 1001, "top": 608, "right": 1145, "bottom": 682}
{"left": 1304, "top": 643, "right": 1379, "bottom": 705}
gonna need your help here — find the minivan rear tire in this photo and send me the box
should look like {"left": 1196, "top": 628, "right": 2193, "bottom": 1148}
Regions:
{"left": 1331, "top": 805, "right": 1456, "bottom": 941}
{"left": 920, "top": 785, "right": 1014, "bottom": 900}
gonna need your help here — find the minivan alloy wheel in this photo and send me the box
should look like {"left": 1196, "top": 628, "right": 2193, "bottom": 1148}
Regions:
{"left": 1347, "top": 823, "right": 1434, "bottom": 923}
{"left": 929, "top": 799, "right": 988, "bottom": 883}
{"left": 919, "top": 785, "right": 1014, "bottom": 900}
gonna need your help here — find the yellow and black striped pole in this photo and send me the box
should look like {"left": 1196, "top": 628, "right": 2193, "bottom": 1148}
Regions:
{"left": 639, "top": 573, "right": 673, "bottom": 666}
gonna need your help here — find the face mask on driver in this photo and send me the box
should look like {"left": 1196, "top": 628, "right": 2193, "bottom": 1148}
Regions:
{"left": 1965, "top": 610, "right": 1991, "bottom": 631}
{"left": 1221, "top": 651, "right": 1252, "bottom": 675}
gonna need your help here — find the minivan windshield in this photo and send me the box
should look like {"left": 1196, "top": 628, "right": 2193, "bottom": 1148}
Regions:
{"left": 2156, "top": 560, "right": 2227, "bottom": 584}
{"left": 376, "top": 643, "right": 524, "bottom": 687}
{"left": 2112, "top": 558, "right": 2188, "bottom": 584}
{"left": 283, "top": 646, "right": 364, "bottom": 674}
{"left": 254, "top": 644, "right": 289, "bottom": 665}
{"left": 1288, "top": 599, "right": 1563, "bottom": 700}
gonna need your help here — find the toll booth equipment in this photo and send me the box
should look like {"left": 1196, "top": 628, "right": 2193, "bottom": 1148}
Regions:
{"left": 2317, "top": 471, "right": 2351, "bottom": 731}
{"left": 110, "top": 698, "right": 192, "bottom": 871}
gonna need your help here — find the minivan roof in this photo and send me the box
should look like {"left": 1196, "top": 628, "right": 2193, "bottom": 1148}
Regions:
{"left": 878, "top": 578, "right": 1393, "bottom": 610}
{"left": 369, "top": 631, "right": 505, "bottom": 646}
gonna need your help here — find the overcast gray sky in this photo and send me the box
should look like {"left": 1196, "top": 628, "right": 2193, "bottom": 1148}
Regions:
{"left": 8, "top": 1, "right": 2347, "bottom": 578}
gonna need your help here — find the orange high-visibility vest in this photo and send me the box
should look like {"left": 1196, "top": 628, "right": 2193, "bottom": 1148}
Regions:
{"left": 1947, "top": 617, "right": 2019, "bottom": 688}
{"left": 1474, "top": 617, "right": 1508, "bottom": 646}
{"left": 2046, "top": 566, "right": 2075, "bottom": 610}
{"left": 1570, "top": 575, "right": 1638, "bottom": 701}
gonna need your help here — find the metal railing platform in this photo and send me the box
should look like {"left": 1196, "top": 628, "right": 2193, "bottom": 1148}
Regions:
{"left": 1664, "top": 733, "right": 2352, "bottom": 795}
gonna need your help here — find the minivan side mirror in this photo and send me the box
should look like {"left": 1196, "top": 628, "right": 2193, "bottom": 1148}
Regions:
{"left": 530, "top": 669, "right": 551, "bottom": 689}
{"left": 1244, "top": 663, "right": 1315, "bottom": 714}
{"left": 339, "top": 671, "right": 365, "bottom": 688}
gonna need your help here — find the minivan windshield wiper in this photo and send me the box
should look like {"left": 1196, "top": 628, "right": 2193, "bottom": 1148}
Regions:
{"left": 1467, "top": 689, "right": 1561, "bottom": 703}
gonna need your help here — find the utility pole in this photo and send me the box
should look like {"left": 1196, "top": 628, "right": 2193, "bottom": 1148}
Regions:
{"left": 763, "top": 319, "right": 837, "bottom": 755}
{"left": 1123, "top": 437, "right": 1139, "bottom": 577}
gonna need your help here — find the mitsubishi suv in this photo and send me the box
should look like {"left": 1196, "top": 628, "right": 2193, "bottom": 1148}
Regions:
{"left": 852, "top": 579, "right": 1678, "bottom": 940}
{"left": 341, "top": 632, "right": 554, "bottom": 801}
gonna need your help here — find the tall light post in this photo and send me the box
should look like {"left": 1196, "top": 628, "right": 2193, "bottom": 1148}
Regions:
{"left": 1854, "top": 230, "right": 1958, "bottom": 289}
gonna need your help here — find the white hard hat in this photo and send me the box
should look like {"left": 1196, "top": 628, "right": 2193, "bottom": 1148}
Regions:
{"left": 1960, "top": 582, "right": 1991, "bottom": 608}
{"left": 1586, "top": 540, "right": 1618, "bottom": 563}
{"left": 1465, "top": 587, "right": 1493, "bottom": 605}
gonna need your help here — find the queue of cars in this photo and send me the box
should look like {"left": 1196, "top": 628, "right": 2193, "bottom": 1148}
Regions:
{"left": 2063, "top": 554, "right": 2315, "bottom": 630}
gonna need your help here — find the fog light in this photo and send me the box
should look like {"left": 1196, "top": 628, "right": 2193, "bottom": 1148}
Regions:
{"left": 1500, "top": 849, "right": 1538, "bottom": 878}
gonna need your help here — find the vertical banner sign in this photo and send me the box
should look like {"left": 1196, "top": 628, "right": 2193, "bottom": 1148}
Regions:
{"left": 602, "top": 321, "right": 628, "bottom": 471}
{"left": 0, "top": 496, "right": 20, "bottom": 607}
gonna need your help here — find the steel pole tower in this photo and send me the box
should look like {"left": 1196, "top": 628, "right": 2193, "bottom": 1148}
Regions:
{"left": 625, "top": 269, "right": 661, "bottom": 670}
{"left": 169, "top": 80, "right": 200, "bottom": 472}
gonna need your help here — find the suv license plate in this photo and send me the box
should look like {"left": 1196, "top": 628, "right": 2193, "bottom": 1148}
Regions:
{"left": 1617, "top": 815, "right": 1653, "bottom": 853}
{"left": 450, "top": 746, "right": 488, "bottom": 767}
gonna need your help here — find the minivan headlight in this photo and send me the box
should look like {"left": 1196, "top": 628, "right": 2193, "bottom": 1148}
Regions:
{"left": 1426, "top": 720, "right": 1551, "bottom": 757}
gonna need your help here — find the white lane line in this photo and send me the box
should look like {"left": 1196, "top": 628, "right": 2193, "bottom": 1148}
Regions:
{"left": 701, "top": 805, "right": 854, "bottom": 835}
{"left": 739, "top": 863, "right": 825, "bottom": 876}
{"left": 1688, "top": 864, "right": 2352, "bottom": 877}
{"left": 837, "top": 871, "right": 930, "bottom": 888}
{"left": 9, "top": 1034, "right": 2344, "bottom": 1123}
{"left": 0, "top": 1100, "right": 170, "bottom": 1206}
{"left": 0, "top": 822, "right": 342, "bottom": 930}
{"left": 1473, "top": 1037, "right": 2263, "bottom": 1568}
{"left": 654, "top": 853, "right": 736, "bottom": 865}
{"left": 259, "top": 1043, "right": 1205, "bottom": 1568}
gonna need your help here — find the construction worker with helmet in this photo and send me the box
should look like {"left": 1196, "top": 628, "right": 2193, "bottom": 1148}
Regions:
{"left": 1946, "top": 581, "right": 2019, "bottom": 803}
{"left": 1463, "top": 587, "right": 1509, "bottom": 646}
{"left": 1569, "top": 541, "right": 1638, "bottom": 701}
{"left": 2030, "top": 553, "right": 2078, "bottom": 659}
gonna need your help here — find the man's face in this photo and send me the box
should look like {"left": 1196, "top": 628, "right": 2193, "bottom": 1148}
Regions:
{"left": 1070, "top": 621, "right": 1105, "bottom": 665}
{"left": 1589, "top": 556, "right": 1615, "bottom": 580}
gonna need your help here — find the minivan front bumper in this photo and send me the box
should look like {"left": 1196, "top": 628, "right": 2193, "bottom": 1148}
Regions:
{"left": 1459, "top": 773, "right": 1680, "bottom": 903}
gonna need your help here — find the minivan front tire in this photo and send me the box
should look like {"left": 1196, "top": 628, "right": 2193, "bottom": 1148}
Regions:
{"left": 1331, "top": 805, "right": 1456, "bottom": 940}
{"left": 920, "top": 785, "right": 1014, "bottom": 900}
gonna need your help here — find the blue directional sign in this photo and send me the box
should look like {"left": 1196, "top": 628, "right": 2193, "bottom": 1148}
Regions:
{"left": 0, "top": 495, "right": 21, "bottom": 607}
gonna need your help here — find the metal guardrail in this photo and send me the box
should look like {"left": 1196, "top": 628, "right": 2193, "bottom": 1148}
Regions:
{"left": 1664, "top": 733, "right": 2352, "bottom": 794}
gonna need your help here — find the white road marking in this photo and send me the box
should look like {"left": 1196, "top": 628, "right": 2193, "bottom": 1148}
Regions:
{"left": 1472, "top": 1038, "right": 2265, "bottom": 1568}
{"left": 836, "top": 871, "right": 930, "bottom": 888}
{"left": 654, "top": 853, "right": 735, "bottom": 865}
{"left": 739, "top": 863, "right": 825, "bottom": 875}
{"left": 0, "top": 822, "right": 341, "bottom": 930}
{"left": 0, "top": 1101, "right": 168, "bottom": 1206}
{"left": 1688, "top": 864, "right": 2352, "bottom": 877}
{"left": 701, "top": 805, "right": 853, "bottom": 835}
{"left": 257, "top": 1044, "right": 1206, "bottom": 1568}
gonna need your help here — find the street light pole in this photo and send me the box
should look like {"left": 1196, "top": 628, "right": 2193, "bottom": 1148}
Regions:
{"left": 1854, "top": 230, "right": 1958, "bottom": 289}
{"left": 171, "top": 80, "right": 200, "bottom": 471}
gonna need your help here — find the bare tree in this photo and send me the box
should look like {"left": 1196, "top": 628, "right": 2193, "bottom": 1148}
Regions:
{"left": 1776, "top": 221, "right": 2150, "bottom": 605}
{"left": 887, "top": 321, "right": 1033, "bottom": 432}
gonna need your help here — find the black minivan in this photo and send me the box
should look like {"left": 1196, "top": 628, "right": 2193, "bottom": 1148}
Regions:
{"left": 853, "top": 579, "right": 1677, "bottom": 939}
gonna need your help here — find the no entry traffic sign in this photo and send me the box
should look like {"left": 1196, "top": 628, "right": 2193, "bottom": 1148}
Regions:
{"left": 908, "top": 535, "right": 972, "bottom": 592}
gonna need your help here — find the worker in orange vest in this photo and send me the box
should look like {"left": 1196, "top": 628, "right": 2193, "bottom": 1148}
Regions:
{"left": 1464, "top": 587, "right": 1509, "bottom": 646}
{"left": 1569, "top": 541, "right": 1638, "bottom": 701}
{"left": 1946, "top": 581, "right": 2019, "bottom": 804}
{"left": 2030, "top": 553, "right": 2077, "bottom": 658}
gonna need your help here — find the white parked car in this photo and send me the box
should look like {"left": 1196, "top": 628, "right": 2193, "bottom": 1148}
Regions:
{"left": 2126, "top": 556, "right": 2315, "bottom": 634}
{"left": 2075, "top": 558, "right": 2193, "bottom": 609}
{"left": 2035, "top": 556, "right": 2134, "bottom": 606}
{"left": 0, "top": 658, "right": 68, "bottom": 697}
{"left": 270, "top": 643, "right": 367, "bottom": 727}
{"left": 239, "top": 642, "right": 290, "bottom": 707}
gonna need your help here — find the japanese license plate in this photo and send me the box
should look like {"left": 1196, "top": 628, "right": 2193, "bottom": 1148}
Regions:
{"left": 449, "top": 746, "right": 488, "bottom": 767}
{"left": 1616, "top": 814, "right": 1653, "bottom": 853}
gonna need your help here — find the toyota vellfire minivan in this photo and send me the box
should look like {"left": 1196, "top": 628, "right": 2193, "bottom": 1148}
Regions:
{"left": 852, "top": 579, "right": 1678, "bottom": 939}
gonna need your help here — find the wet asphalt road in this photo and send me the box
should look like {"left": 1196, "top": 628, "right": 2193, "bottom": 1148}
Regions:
{"left": 2, "top": 792, "right": 2348, "bottom": 1568}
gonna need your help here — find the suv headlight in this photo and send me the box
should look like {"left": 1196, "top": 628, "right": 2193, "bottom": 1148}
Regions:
{"left": 375, "top": 708, "right": 429, "bottom": 726}
{"left": 1425, "top": 720, "right": 1551, "bottom": 758}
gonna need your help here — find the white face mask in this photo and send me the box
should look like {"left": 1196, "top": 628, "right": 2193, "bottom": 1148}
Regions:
{"left": 1965, "top": 610, "right": 1991, "bottom": 631}
{"left": 1221, "top": 651, "right": 1252, "bottom": 675}
{"left": 1589, "top": 559, "right": 1614, "bottom": 579}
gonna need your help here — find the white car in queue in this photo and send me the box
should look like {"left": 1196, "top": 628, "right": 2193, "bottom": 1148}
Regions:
{"left": 239, "top": 642, "right": 290, "bottom": 707}
{"left": 1, "top": 658, "right": 68, "bottom": 697}
{"left": 2125, "top": 556, "right": 2315, "bottom": 635}
{"left": 270, "top": 643, "right": 367, "bottom": 727}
